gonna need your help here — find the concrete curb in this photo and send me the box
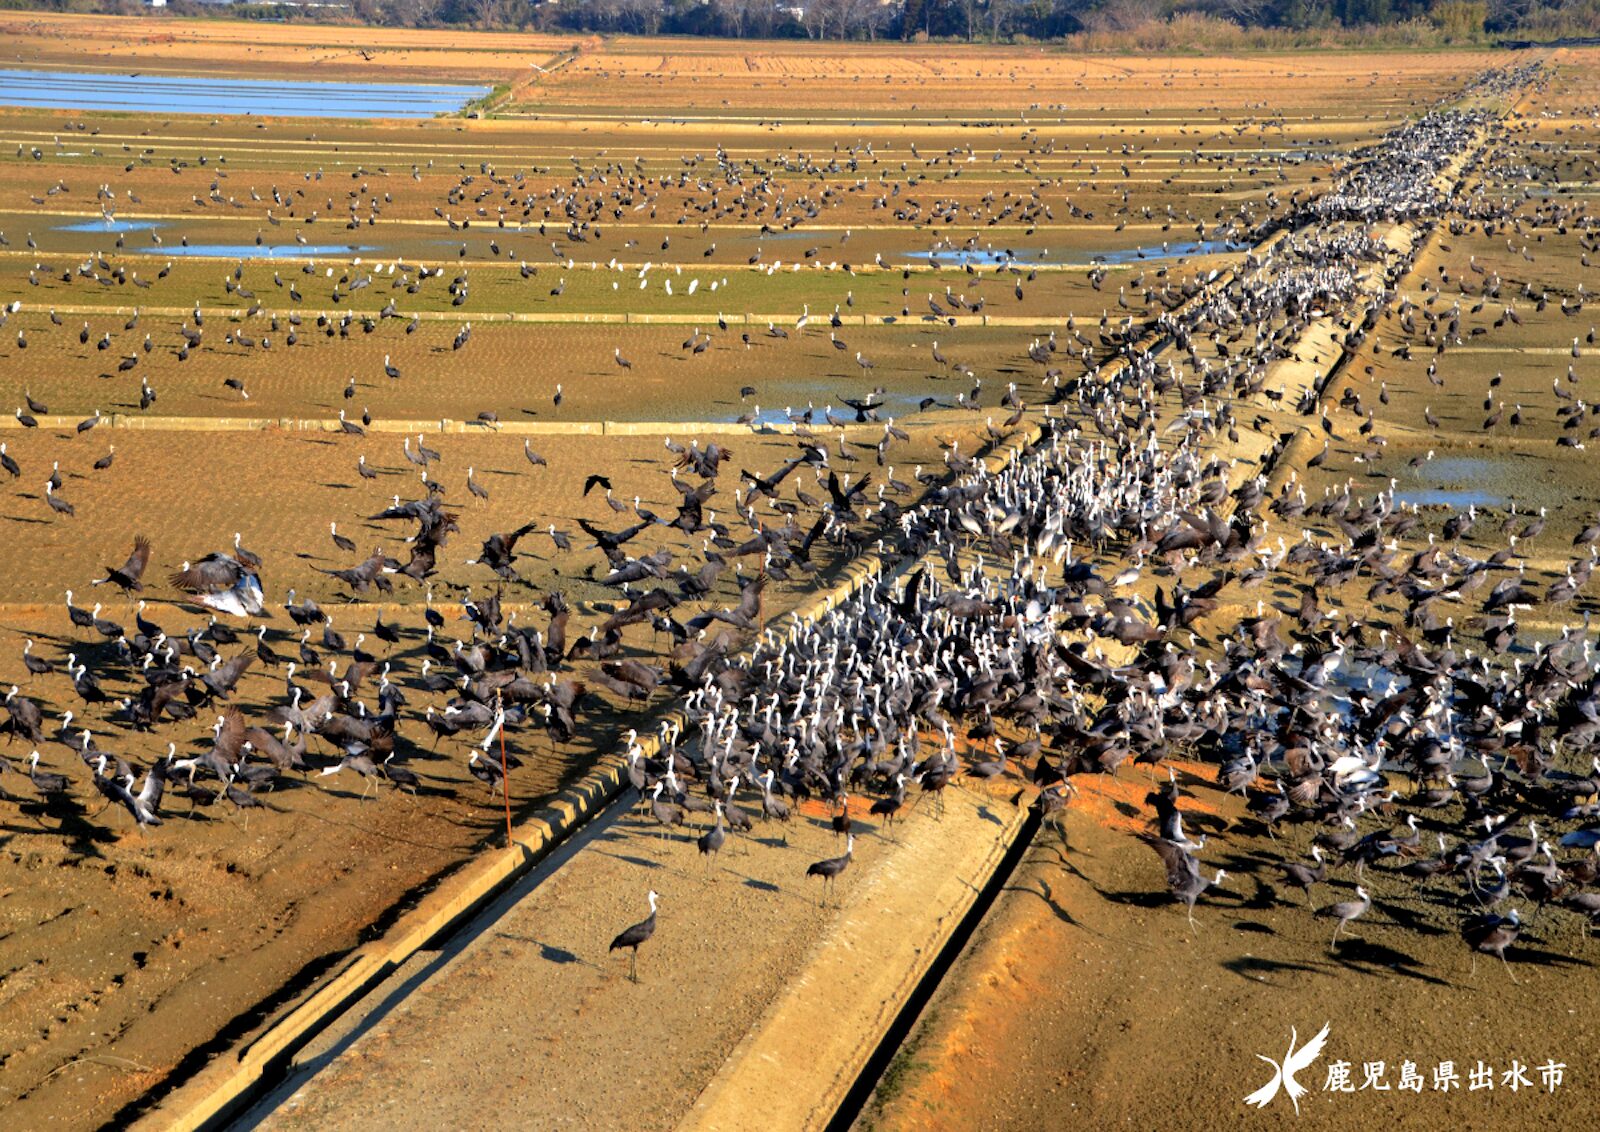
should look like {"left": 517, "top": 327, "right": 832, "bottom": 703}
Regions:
{"left": 135, "top": 729, "right": 674, "bottom": 1132}
{"left": 679, "top": 791, "right": 1030, "bottom": 1132}
{"left": 134, "top": 750, "right": 632, "bottom": 1132}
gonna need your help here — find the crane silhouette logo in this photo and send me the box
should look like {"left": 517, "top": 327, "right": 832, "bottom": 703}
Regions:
{"left": 1244, "top": 1022, "right": 1331, "bottom": 1115}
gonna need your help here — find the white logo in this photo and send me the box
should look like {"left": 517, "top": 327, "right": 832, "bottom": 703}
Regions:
{"left": 1245, "top": 1023, "right": 1331, "bottom": 1115}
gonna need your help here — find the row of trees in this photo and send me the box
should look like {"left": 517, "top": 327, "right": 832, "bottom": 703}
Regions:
{"left": 325, "top": 0, "right": 1594, "bottom": 38}
{"left": 20, "top": 0, "right": 1597, "bottom": 40}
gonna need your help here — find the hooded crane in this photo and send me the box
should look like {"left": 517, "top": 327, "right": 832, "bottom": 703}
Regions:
{"left": 1140, "top": 833, "right": 1227, "bottom": 929}
{"left": 806, "top": 833, "right": 854, "bottom": 905}
{"left": 608, "top": 890, "right": 658, "bottom": 982}
{"left": 92, "top": 535, "right": 152, "bottom": 595}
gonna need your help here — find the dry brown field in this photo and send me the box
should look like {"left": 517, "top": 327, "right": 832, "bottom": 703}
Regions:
{"left": 0, "top": 12, "right": 573, "bottom": 83}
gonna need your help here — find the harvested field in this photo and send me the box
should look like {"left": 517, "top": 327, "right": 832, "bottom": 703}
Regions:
{"left": 0, "top": 17, "right": 1598, "bottom": 1132}
{"left": 526, "top": 42, "right": 1503, "bottom": 118}
{"left": 0, "top": 13, "right": 572, "bottom": 84}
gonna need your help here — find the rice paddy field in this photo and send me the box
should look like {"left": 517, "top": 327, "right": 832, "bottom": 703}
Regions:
{"left": 0, "top": 14, "right": 1597, "bottom": 1131}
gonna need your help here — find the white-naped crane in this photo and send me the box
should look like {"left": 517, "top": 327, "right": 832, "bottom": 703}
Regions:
{"left": 330, "top": 522, "right": 356, "bottom": 553}
{"left": 4, "top": 686, "right": 45, "bottom": 743}
{"left": 1141, "top": 832, "right": 1228, "bottom": 929}
{"left": 319, "top": 746, "right": 382, "bottom": 800}
{"left": 233, "top": 532, "right": 263, "bottom": 571}
{"left": 21, "top": 639, "right": 53, "bottom": 679}
{"left": 696, "top": 801, "right": 727, "bottom": 870}
{"left": 44, "top": 481, "right": 73, "bottom": 518}
{"left": 759, "top": 769, "right": 791, "bottom": 843}
{"left": 169, "top": 552, "right": 265, "bottom": 618}
{"left": 26, "top": 750, "right": 70, "bottom": 799}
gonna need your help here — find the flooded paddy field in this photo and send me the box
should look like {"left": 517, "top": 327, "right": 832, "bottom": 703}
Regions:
{"left": 0, "top": 69, "right": 490, "bottom": 119}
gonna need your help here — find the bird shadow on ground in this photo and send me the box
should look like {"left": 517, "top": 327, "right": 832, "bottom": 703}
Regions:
{"left": 313, "top": 784, "right": 384, "bottom": 803}
{"left": 1222, "top": 953, "right": 1332, "bottom": 986}
{"left": 1012, "top": 877, "right": 1088, "bottom": 931}
{"left": 3, "top": 803, "right": 114, "bottom": 856}
{"left": 0, "top": 816, "right": 102, "bottom": 857}
{"left": 1507, "top": 945, "right": 1591, "bottom": 971}
{"left": 390, "top": 783, "right": 454, "bottom": 799}
{"left": 1213, "top": 848, "right": 1274, "bottom": 876}
{"left": 1328, "top": 937, "right": 1452, "bottom": 985}
{"left": 974, "top": 804, "right": 1005, "bottom": 827}
{"left": 1186, "top": 810, "right": 1232, "bottom": 835}
{"left": 1239, "top": 818, "right": 1284, "bottom": 841}
{"left": 492, "top": 933, "right": 594, "bottom": 968}
{"left": 1095, "top": 887, "right": 1171, "bottom": 909}
{"left": 1170, "top": 767, "right": 1213, "bottom": 791}
{"left": 600, "top": 852, "right": 667, "bottom": 871}
{"left": 1233, "top": 919, "right": 1276, "bottom": 935}
{"left": 1036, "top": 845, "right": 1097, "bottom": 888}
{"left": 1235, "top": 876, "right": 1280, "bottom": 912}
{"left": 1374, "top": 899, "right": 1450, "bottom": 937}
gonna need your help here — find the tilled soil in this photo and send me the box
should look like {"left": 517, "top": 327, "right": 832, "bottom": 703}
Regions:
{"left": 855, "top": 774, "right": 1597, "bottom": 1132}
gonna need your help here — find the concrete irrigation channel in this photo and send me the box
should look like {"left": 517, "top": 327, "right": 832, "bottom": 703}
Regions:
{"left": 128, "top": 79, "right": 1523, "bottom": 1132}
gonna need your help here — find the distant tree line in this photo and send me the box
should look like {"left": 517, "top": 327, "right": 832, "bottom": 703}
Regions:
{"left": 337, "top": 0, "right": 1596, "bottom": 39}
{"left": 7, "top": 0, "right": 1600, "bottom": 44}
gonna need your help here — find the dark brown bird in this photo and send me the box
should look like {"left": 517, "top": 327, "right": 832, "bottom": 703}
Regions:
{"left": 806, "top": 833, "right": 854, "bottom": 905}
{"left": 608, "top": 890, "right": 658, "bottom": 982}
{"left": 1462, "top": 909, "right": 1522, "bottom": 982}
{"left": 92, "top": 535, "right": 151, "bottom": 594}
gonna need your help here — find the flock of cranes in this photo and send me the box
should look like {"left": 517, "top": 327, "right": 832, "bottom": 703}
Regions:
{"left": 3, "top": 61, "right": 1595, "bottom": 1001}
{"left": 567, "top": 62, "right": 1599, "bottom": 985}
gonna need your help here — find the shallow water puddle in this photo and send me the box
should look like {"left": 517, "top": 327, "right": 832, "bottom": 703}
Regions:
{"left": 1395, "top": 454, "right": 1511, "bottom": 509}
{"left": 1394, "top": 487, "right": 1505, "bottom": 508}
{"left": 902, "top": 240, "right": 1246, "bottom": 269}
{"left": 0, "top": 68, "right": 488, "bottom": 119}
{"left": 159, "top": 243, "right": 372, "bottom": 259}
